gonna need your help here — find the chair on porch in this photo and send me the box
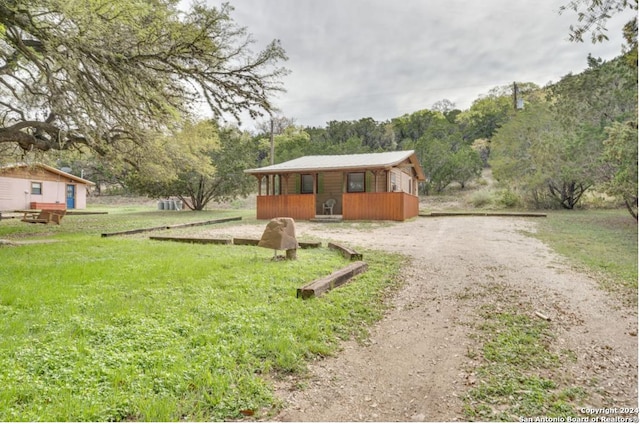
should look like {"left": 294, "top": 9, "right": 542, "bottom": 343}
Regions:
{"left": 322, "top": 198, "right": 336, "bottom": 215}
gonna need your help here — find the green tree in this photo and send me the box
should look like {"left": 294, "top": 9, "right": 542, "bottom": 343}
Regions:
{"left": 600, "top": 120, "right": 638, "bottom": 219}
{"left": 0, "top": 1, "right": 287, "bottom": 156}
{"left": 127, "top": 121, "right": 254, "bottom": 210}
{"left": 457, "top": 83, "right": 540, "bottom": 143}
{"left": 560, "top": 0, "right": 638, "bottom": 44}
{"left": 451, "top": 147, "right": 483, "bottom": 189}
{"left": 549, "top": 55, "right": 637, "bottom": 131}
{"left": 419, "top": 137, "right": 456, "bottom": 194}
{"left": 271, "top": 127, "right": 313, "bottom": 163}
{"left": 491, "top": 101, "right": 600, "bottom": 209}
{"left": 391, "top": 109, "right": 441, "bottom": 145}
{"left": 405, "top": 111, "right": 476, "bottom": 194}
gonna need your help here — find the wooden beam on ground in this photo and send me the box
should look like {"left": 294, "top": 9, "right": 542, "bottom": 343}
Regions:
{"left": 150, "top": 236, "right": 232, "bottom": 245}
{"left": 298, "top": 241, "right": 322, "bottom": 249}
{"left": 420, "top": 212, "right": 547, "bottom": 218}
{"left": 164, "top": 216, "right": 242, "bottom": 229}
{"left": 297, "top": 261, "right": 368, "bottom": 299}
{"left": 328, "top": 242, "right": 363, "bottom": 261}
{"left": 66, "top": 211, "right": 109, "bottom": 215}
{"left": 101, "top": 216, "right": 242, "bottom": 237}
{"left": 233, "top": 238, "right": 261, "bottom": 246}
{"left": 102, "top": 225, "right": 169, "bottom": 237}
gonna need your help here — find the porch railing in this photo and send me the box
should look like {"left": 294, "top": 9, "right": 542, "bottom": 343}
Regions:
{"left": 343, "top": 192, "right": 418, "bottom": 221}
{"left": 256, "top": 194, "right": 316, "bottom": 220}
{"left": 256, "top": 192, "right": 419, "bottom": 221}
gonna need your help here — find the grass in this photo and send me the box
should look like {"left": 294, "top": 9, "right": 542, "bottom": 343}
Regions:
{"left": 533, "top": 209, "right": 638, "bottom": 295}
{"left": 462, "top": 208, "right": 636, "bottom": 421}
{"left": 2, "top": 197, "right": 636, "bottom": 421}
{"left": 0, "top": 207, "right": 403, "bottom": 421}
{"left": 463, "top": 291, "right": 586, "bottom": 421}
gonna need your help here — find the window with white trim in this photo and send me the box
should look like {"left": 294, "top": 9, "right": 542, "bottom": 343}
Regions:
{"left": 31, "top": 182, "right": 42, "bottom": 195}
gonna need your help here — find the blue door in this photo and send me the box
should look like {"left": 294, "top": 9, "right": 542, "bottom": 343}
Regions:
{"left": 66, "top": 184, "right": 76, "bottom": 209}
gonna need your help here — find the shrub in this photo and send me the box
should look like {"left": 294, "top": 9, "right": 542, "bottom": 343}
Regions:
{"left": 468, "top": 189, "right": 494, "bottom": 208}
{"left": 497, "top": 189, "right": 521, "bottom": 208}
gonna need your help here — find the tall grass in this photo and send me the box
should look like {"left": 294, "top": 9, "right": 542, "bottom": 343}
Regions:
{"left": 0, "top": 211, "right": 402, "bottom": 421}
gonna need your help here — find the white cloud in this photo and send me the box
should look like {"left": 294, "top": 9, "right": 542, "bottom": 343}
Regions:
{"left": 191, "top": 0, "right": 635, "bottom": 128}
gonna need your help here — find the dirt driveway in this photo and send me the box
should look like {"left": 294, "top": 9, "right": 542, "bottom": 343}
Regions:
{"left": 201, "top": 216, "right": 638, "bottom": 422}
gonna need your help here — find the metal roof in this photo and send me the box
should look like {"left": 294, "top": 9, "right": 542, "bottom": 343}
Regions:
{"left": 245, "top": 150, "right": 425, "bottom": 180}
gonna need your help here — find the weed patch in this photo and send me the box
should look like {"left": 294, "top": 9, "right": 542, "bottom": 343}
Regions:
{"left": 463, "top": 285, "right": 586, "bottom": 421}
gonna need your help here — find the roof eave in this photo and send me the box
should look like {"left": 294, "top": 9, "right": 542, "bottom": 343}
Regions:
{"left": 245, "top": 164, "right": 397, "bottom": 175}
{"left": 1, "top": 163, "right": 96, "bottom": 185}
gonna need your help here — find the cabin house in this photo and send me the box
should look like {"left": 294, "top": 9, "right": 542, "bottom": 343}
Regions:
{"left": 244, "top": 150, "right": 426, "bottom": 221}
{"left": 0, "top": 163, "right": 95, "bottom": 211}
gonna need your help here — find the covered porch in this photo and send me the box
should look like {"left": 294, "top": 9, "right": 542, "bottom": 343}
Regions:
{"left": 254, "top": 191, "right": 420, "bottom": 221}
{"left": 245, "top": 151, "right": 426, "bottom": 222}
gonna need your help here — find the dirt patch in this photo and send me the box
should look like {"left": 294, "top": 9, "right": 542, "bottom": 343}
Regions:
{"left": 199, "top": 217, "right": 638, "bottom": 422}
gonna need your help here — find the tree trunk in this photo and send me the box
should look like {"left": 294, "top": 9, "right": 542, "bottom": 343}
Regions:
{"left": 548, "top": 181, "right": 590, "bottom": 210}
{"left": 624, "top": 197, "right": 638, "bottom": 221}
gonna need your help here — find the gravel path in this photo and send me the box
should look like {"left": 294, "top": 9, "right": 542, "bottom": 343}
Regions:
{"left": 200, "top": 217, "right": 638, "bottom": 422}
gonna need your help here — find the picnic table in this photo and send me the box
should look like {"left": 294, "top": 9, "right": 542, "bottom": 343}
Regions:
{"left": 17, "top": 209, "right": 67, "bottom": 225}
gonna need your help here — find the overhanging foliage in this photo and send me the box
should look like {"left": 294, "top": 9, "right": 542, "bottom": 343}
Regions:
{"left": 0, "top": 0, "right": 287, "bottom": 156}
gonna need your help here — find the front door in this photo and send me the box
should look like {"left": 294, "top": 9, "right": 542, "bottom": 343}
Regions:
{"left": 66, "top": 184, "right": 76, "bottom": 209}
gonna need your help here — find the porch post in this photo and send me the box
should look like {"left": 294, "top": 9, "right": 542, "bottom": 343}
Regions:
{"left": 256, "top": 175, "right": 263, "bottom": 196}
{"left": 386, "top": 170, "right": 390, "bottom": 192}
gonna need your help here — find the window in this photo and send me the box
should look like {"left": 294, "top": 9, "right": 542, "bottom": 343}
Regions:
{"left": 301, "top": 174, "right": 315, "bottom": 194}
{"left": 390, "top": 173, "right": 397, "bottom": 191}
{"left": 347, "top": 172, "right": 365, "bottom": 193}
{"left": 31, "top": 182, "right": 42, "bottom": 195}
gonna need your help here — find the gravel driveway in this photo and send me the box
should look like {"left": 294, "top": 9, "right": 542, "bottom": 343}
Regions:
{"left": 200, "top": 216, "right": 638, "bottom": 421}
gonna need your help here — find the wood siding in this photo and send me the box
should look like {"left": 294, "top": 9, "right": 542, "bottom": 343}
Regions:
{"left": 256, "top": 194, "right": 316, "bottom": 220}
{"left": 342, "top": 192, "right": 419, "bottom": 221}
{"left": 318, "top": 172, "right": 343, "bottom": 214}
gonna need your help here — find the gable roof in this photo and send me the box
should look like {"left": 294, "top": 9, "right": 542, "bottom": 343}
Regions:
{"left": 245, "top": 150, "right": 426, "bottom": 181}
{"left": 0, "top": 162, "right": 95, "bottom": 185}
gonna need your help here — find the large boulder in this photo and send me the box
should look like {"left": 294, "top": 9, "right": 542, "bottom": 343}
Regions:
{"left": 258, "top": 217, "right": 298, "bottom": 251}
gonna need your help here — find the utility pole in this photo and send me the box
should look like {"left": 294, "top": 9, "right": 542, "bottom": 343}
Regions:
{"left": 269, "top": 117, "right": 275, "bottom": 166}
{"left": 513, "top": 81, "right": 524, "bottom": 111}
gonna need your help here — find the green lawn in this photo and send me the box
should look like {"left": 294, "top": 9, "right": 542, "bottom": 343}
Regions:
{"left": 1, "top": 205, "right": 636, "bottom": 421}
{"left": 534, "top": 209, "right": 638, "bottom": 294}
{"left": 0, "top": 208, "right": 402, "bottom": 421}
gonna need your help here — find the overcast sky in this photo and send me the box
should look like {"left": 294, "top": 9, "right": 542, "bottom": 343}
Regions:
{"left": 193, "top": 0, "right": 634, "bottom": 129}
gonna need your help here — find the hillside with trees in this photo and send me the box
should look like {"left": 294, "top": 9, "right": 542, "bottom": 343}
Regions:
{"left": 1, "top": 0, "right": 636, "bottom": 217}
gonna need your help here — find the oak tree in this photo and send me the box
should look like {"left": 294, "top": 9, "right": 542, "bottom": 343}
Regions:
{"left": 0, "top": 0, "right": 287, "bottom": 158}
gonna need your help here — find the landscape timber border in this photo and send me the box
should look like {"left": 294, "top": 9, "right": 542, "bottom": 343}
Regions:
{"left": 100, "top": 216, "right": 242, "bottom": 237}
{"left": 297, "top": 261, "right": 369, "bottom": 299}
{"left": 420, "top": 211, "right": 547, "bottom": 218}
{"left": 328, "top": 242, "right": 363, "bottom": 261}
{"left": 149, "top": 236, "right": 322, "bottom": 249}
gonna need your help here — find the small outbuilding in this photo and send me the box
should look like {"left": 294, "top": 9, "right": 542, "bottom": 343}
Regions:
{"left": 244, "top": 150, "right": 426, "bottom": 221}
{"left": 0, "top": 163, "right": 95, "bottom": 211}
